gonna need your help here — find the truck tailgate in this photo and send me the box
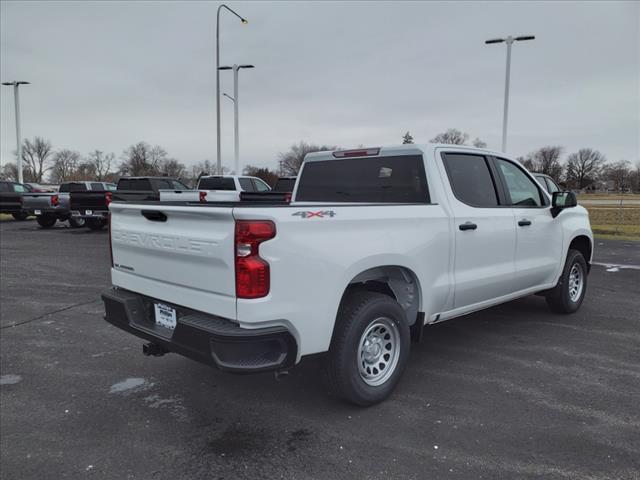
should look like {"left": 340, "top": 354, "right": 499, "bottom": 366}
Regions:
{"left": 23, "top": 193, "right": 55, "bottom": 210}
{"left": 109, "top": 202, "right": 237, "bottom": 320}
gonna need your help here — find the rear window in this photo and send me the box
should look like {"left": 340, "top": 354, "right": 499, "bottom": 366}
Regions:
{"left": 117, "top": 179, "right": 152, "bottom": 191}
{"left": 59, "top": 183, "right": 87, "bottom": 193}
{"left": 296, "top": 155, "right": 429, "bottom": 203}
{"left": 198, "top": 177, "right": 236, "bottom": 191}
{"left": 442, "top": 153, "right": 499, "bottom": 207}
{"left": 273, "top": 178, "right": 296, "bottom": 192}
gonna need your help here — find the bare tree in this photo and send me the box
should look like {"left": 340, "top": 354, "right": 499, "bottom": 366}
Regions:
{"left": 278, "top": 141, "right": 337, "bottom": 176}
{"left": 472, "top": 138, "right": 487, "bottom": 148}
{"left": 564, "top": 148, "right": 606, "bottom": 190}
{"left": 21, "top": 137, "right": 54, "bottom": 182}
{"left": 49, "top": 149, "right": 81, "bottom": 183}
{"left": 525, "top": 146, "right": 564, "bottom": 179}
{"left": 0, "top": 163, "right": 19, "bottom": 181}
{"left": 88, "top": 150, "right": 115, "bottom": 181}
{"left": 430, "top": 128, "right": 469, "bottom": 145}
{"left": 243, "top": 165, "right": 279, "bottom": 187}
{"left": 158, "top": 158, "right": 186, "bottom": 178}
{"left": 402, "top": 132, "right": 414, "bottom": 144}
{"left": 602, "top": 160, "right": 632, "bottom": 191}
{"left": 630, "top": 162, "right": 640, "bottom": 193}
{"left": 69, "top": 162, "right": 97, "bottom": 181}
{"left": 119, "top": 142, "right": 169, "bottom": 176}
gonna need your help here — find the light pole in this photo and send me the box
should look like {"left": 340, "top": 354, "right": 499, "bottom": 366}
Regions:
{"left": 220, "top": 64, "right": 254, "bottom": 174}
{"left": 2, "top": 81, "right": 30, "bottom": 184}
{"left": 216, "top": 4, "right": 248, "bottom": 175}
{"left": 485, "top": 35, "right": 535, "bottom": 152}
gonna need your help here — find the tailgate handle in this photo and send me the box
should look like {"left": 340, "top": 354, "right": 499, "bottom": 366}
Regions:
{"left": 141, "top": 210, "right": 167, "bottom": 222}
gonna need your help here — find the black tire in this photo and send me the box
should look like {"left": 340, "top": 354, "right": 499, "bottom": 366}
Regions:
{"left": 36, "top": 215, "right": 57, "bottom": 229}
{"left": 86, "top": 218, "right": 106, "bottom": 231}
{"left": 68, "top": 217, "right": 85, "bottom": 229}
{"left": 12, "top": 212, "right": 28, "bottom": 221}
{"left": 545, "top": 249, "right": 588, "bottom": 314}
{"left": 323, "top": 291, "right": 410, "bottom": 406}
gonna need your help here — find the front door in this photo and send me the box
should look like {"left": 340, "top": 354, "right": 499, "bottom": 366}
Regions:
{"left": 493, "top": 158, "right": 564, "bottom": 290}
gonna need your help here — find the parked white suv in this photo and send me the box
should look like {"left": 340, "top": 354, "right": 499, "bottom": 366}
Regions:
{"left": 158, "top": 175, "right": 271, "bottom": 202}
{"left": 103, "top": 144, "right": 592, "bottom": 405}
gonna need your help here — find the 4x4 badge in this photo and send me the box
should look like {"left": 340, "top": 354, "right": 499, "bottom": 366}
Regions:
{"left": 292, "top": 210, "right": 336, "bottom": 219}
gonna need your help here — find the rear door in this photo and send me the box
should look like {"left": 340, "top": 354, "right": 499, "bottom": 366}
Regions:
{"left": 493, "top": 158, "right": 563, "bottom": 289}
{"left": 440, "top": 151, "right": 517, "bottom": 308}
{"left": 109, "top": 202, "right": 237, "bottom": 319}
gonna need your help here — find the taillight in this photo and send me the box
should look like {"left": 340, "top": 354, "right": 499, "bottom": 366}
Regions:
{"left": 199, "top": 191, "right": 207, "bottom": 202}
{"left": 235, "top": 220, "right": 276, "bottom": 299}
{"left": 105, "top": 191, "right": 112, "bottom": 206}
{"left": 50, "top": 194, "right": 59, "bottom": 207}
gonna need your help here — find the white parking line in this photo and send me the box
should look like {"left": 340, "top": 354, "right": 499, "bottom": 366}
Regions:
{"left": 592, "top": 262, "right": 640, "bottom": 271}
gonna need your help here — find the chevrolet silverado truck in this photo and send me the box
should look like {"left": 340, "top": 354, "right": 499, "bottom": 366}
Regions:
{"left": 102, "top": 144, "right": 593, "bottom": 406}
{"left": 69, "top": 181, "right": 117, "bottom": 230}
{"left": 158, "top": 175, "right": 271, "bottom": 202}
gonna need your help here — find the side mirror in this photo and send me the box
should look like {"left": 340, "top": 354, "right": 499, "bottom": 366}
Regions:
{"left": 551, "top": 191, "right": 577, "bottom": 218}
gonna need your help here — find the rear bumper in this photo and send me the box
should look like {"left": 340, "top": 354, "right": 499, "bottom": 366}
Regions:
{"left": 72, "top": 209, "right": 109, "bottom": 219}
{"left": 30, "top": 207, "right": 69, "bottom": 218}
{"left": 102, "top": 287, "right": 297, "bottom": 374}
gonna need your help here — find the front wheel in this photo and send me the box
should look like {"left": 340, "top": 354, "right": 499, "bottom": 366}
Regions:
{"left": 545, "top": 249, "right": 588, "bottom": 314}
{"left": 12, "top": 212, "right": 28, "bottom": 221}
{"left": 86, "top": 218, "right": 106, "bottom": 231}
{"left": 36, "top": 215, "right": 57, "bottom": 229}
{"left": 323, "top": 291, "right": 410, "bottom": 406}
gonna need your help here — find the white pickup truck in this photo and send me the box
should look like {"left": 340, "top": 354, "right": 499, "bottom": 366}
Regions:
{"left": 158, "top": 175, "right": 271, "bottom": 202}
{"left": 102, "top": 144, "right": 593, "bottom": 406}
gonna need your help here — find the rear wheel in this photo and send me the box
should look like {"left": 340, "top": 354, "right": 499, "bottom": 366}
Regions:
{"left": 323, "top": 291, "right": 410, "bottom": 406}
{"left": 36, "top": 215, "right": 57, "bottom": 229}
{"left": 12, "top": 212, "right": 28, "bottom": 221}
{"left": 86, "top": 218, "right": 106, "bottom": 231}
{"left": 545, "top": 249, "right": 588, "bottom": 314}
{"left": 68, "top": 217, "right": 85, "bottom": 229}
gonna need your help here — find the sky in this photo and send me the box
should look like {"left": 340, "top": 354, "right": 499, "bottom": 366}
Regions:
{"left": 1, "top": 1, "right": 638, "bottom": 175}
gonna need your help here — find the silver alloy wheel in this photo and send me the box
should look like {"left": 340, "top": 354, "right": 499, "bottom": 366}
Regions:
{"left": 357, "top": 317, "right": 400, "bottom": 387}
{"left": 568, "top": 263, "right": 584, "bottom": 302}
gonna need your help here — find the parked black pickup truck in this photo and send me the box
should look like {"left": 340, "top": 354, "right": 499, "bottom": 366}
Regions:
{"left": 69, "top": 181, "right": 117, "bottom": 230}
{"left": 113, "top": 177, "right": 190, "bottom": 202}
{"left": 0, "top": 181, "right": 30, "bottom": 220}
{"left": 70, "top": 177, "right": 189, "bottom": 230}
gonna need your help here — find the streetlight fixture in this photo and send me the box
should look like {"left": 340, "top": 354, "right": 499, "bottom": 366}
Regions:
{"left": 2, "top": 81, "right": 30, "bottom": 184}
{"left": 216, "top": 4, "right": 248, "bottom": 175}
{"left": 485, "top": 35, "right": 535, "bottom": 152}
{"left": 219, "top": 64, "right": 254, "bottom": 174}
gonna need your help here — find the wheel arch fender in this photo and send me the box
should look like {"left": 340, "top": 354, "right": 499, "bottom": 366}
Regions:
{"left": 329, "top": 256, "right": 423, "bottom": 341}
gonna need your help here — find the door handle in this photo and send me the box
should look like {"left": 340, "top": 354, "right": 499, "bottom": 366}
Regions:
{"left": 459, "top": 222, "right": 477, "bottom": 231}
{"left": 141, "top": 210, "right": 167, "bottom": 222}
{"left": 518, "top": 219, "right": 532, "bottom": 227}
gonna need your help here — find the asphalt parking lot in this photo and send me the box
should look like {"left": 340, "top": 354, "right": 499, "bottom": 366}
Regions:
{"left": 1, "top": 219, "right": 639, "bottom": 480}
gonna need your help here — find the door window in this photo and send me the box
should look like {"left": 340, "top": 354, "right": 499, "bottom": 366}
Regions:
{"left": 496, "top": 159, "right": 544, "bottom": 207}
{"left": 442, "top": 154, "right": 499, "bottom": 207}
{"left": 544, "top": 177, "right": 560, "bottom": 194}
{"left": 238, "top": 178, "right": 255, "bottom": 192}
{"left": 13, "top": 184, "right": 26, "bottom": 193}
{"left": 90, "top": 182, "right": 105, "bottom": 191}
{"left": 252, "top": 178, "right": 271, "bottom": 192}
